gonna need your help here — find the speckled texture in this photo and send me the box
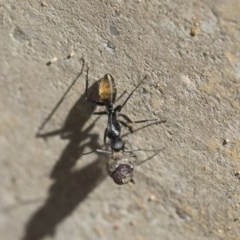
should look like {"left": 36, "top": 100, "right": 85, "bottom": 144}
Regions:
{"left": 0, "top": 1, "right": 240, "bottom": 240}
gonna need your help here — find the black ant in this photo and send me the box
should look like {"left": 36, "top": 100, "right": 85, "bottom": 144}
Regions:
{"left": 85, "top": 69, "right": 158, "bottom": 152}
{"left": 85, "top": 69, "right": 165, "bottom": 184}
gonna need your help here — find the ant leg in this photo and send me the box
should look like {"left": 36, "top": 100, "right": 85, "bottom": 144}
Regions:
{"left": 131, "top": 118, "right": 159, "bottom": 124}
{"left": 136, "top": 147, "right": 165, "bottom": 166}
{"left": 124, "top": 147, "right": 165, "bottom": 153}
{"left": 92, "top": 111, "right": 108, "bottom": 115}
{"left": 104, "top": 128, "right": 108, "bottom": 144}
{"left": 86, "top": 99, "right": 105, "bottom": 106}
{"left": 120, "top": 113, "right": 161, "bottom": 124}
{"left": 119, "top": 113, "right": 159, "bottom": 131}
{"left": 118, "top": 116, "right": 160, "bottom": 134}
{"left": 123, "top": 147, "right": 165, "bottom": 166}
{"left": 84, "top": 68, "right": 107, "bottom": 114}
{"left": 114, "top": 75, "right": 147, "bottom": 112}
{"left": 121, "top": 119, "right": 167, "bottom": 138}
{"left": 84, "top": 64, "right": 90, "bottom": 100}
{"left": 119, "top": 120, "right": 133, "bottom": 133}
{"left": 118, "top": 113, "right": 133, "bottom": 123}
{"left": 82, "top": 148, "right": 112, "bottom": 155}
{"left": 84, "top": 65, "right": 105, "bottom": 106}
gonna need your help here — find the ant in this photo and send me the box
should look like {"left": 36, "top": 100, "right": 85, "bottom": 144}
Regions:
{"left": 85, "top": 68, "right": 164, "bottom": 184}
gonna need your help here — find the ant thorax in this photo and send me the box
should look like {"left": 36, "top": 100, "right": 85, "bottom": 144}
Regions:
{"left": 107, "top": 151, "right": 136, "bottom": 185}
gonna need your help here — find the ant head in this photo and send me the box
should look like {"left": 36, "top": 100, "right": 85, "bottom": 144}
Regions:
{"left": 111, "top": 137, "right": 124, "bottom": 151}
{"left": 107, "top": 152, "right": 135, "bottom": 185}
{"left": 111, "top": 164, "right": 134, "bottom": 185}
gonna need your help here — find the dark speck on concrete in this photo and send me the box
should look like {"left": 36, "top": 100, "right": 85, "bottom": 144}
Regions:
{"left": 13, "top": 26, "right": 29, "bottom": 43}
{"left": 110, "top": 25, "right": 120, "bottom": 36}
{"left": 107, "top": 40, "right": 116, "bottom": 50}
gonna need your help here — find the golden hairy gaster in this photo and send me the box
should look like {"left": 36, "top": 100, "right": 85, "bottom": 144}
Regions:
{"left": 98, "top": 74, "right": 117, "bottom": 104}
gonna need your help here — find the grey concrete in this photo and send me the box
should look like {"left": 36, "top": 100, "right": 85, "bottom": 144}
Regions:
{"left": 1, "top": 0, "right": 240, "bottom": 239}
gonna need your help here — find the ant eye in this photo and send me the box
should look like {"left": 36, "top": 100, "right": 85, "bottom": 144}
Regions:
{"left": 111, "top": 164, "right": 134, "bottom": 185}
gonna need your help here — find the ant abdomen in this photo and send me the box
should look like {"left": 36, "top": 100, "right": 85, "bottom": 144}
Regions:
{"left": 98, "top": 74, "right": 117, "bottom": 105}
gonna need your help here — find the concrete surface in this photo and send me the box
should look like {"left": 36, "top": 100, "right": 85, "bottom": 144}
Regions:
{"left": 1, "top": 0, "right": 240, "bottom": 240}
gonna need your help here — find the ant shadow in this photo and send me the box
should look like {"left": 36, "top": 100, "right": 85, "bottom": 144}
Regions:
{"left": 22, "top": 68, "right": 106, "bottom": 240}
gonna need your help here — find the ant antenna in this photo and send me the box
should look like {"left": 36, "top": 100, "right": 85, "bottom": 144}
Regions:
{"left": 117, "top": 75, "right": 147, "bottom": 111}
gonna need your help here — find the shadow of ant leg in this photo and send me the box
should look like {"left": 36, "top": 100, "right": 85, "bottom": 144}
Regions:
{"left": 37, "top": 58, "right": 85, "bottom": 135}
{"left": 36, "top": 129, "right": 63, "bottom": 139}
